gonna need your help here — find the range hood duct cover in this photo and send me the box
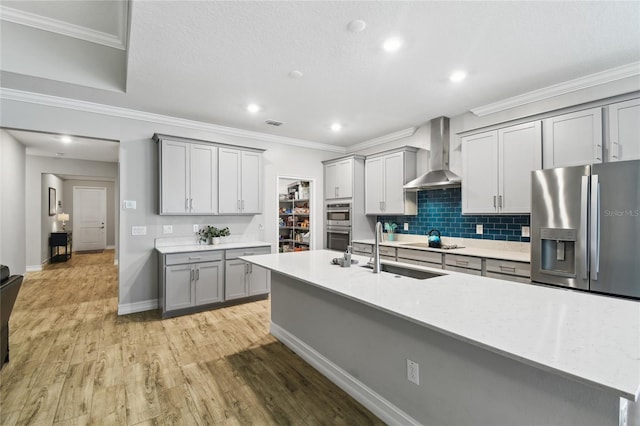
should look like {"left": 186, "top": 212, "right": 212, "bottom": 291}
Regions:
{"left": 404, "top": 116, "right": 461, "bottom": 190}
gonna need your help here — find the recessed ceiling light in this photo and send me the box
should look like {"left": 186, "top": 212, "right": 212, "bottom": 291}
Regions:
{"left": 288, "top": 70, "right": 303, "bottom": 79}
{"left": 331, "top": 123, "right": 342, "bottom": 132}
{"left": 347, "top": 20, "right": 366, "bottom": 33}
{"left": 61, "top": 136, "right": 72, "bottom": 143}
{"left": 382, "top": 37, "right": 403, "bottom": 52}
{"left": 449, "top": 71, "right": 467, "bottom": 82}
{"left": 247, "top": 103, "right": 261, "bottom": 113}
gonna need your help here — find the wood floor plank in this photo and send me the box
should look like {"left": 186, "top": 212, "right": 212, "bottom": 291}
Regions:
{"left": 1, "top": 250, "right": 382, "bottom": 425}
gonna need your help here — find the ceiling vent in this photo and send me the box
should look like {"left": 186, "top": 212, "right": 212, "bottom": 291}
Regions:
{"left": 265, "top": 120, "right": 284, "bottom": 127}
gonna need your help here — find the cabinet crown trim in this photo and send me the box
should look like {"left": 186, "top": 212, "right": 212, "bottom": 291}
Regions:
{"left": 321, "top": 154, "right": 365, "bottom": 164}
{"left": 154, "top": 133, "right": 266, "bottom": 153}
{"left": 365, "top": 146, "right": 418, "bottom": 159}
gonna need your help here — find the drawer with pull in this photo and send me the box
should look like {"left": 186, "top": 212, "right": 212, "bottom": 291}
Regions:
{"left": 485, "top": 259, "right": 530, "bottom": 278}
{"left": 378, "top": 246, "right": 396, "bottom": 258}
{"left": 397, "top": 248, "right": 443, "bottom": 265}
{"left": 225, "top": 246, "right": 271, "bottom": 260}
{"left": 352, "top": 242, "right": 373, "bottom": 255}
{"left": 165, "top": 250, "right": 223, "bottom": 265}
{"left": 485, "top": 272, "right": 531, "bottom": 284}
{"left": 444, "top": 254, "right": 482, "bottom": 271}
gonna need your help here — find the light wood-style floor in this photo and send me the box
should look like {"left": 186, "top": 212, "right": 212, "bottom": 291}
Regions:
{"left": 0, "top": 250, "right": 383, "bottom": 425}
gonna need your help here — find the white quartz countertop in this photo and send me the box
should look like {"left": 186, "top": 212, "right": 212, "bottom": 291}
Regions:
{"left": 242, "top": 249, "right": 640, "bottom": 401}
{"left": 352, "top": 238, "right": 530, "bottom": 262}
{"left": 155, "top": 241, "right": 271, "bottom": 254}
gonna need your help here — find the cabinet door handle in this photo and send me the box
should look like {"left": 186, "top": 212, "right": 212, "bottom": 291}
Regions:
{"left": 195, "top": 268, "right": 199, "bottom": 280}
{"left": 241, "top": 200, "right": 245, "bottom": 211}
{"left": 190, "top": 269, "right": 194, "bottom": 281}
{"left": 188, "top": 256, "right": 201, "bottom": 260}
{"left": 335, "top": 187, "right": 338, "bottom": 198}
{"left": 185, "top": 198, "right": 189, "bottom": 211}
{"left": 594, "top": 143, "right": 602, "bottom": 161}
{"left": 499, "top": 265, "right": 516, "bottom": 273}
{"left": 498, "top": 195, "right": 503, "bottom": 209}
{"left": 237, "top": 200, "right": 241, "bottom": 211}
{"left": 456, "top": 260, "right": 469, "bottom": 266}
{"left": 190, "top": 198, "right": 193, "bottom": 210}
{"left": 493, "top": 196, "right": 497, "bottom": 208}
{"left": 611, "top": 141, "right": 620, "bottom": 159}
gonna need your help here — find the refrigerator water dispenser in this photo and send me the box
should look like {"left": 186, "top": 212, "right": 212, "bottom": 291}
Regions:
{"left": 540, "top": 228, "right": 577, "bottom": 277}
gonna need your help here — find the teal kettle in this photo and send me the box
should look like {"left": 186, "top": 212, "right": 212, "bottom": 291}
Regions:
{"left": 427, "top": 229, "right": 442, "bottom": 248}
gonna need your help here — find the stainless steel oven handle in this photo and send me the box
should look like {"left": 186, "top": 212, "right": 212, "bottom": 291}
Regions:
{"left": 590, "top": 174, "right": 600, "bottom": 281}
{"left": 580, "top": 175, "right": 589, "bottom": 280}
{"left": 327, "top": 229, "right": 350, "bottom": 234}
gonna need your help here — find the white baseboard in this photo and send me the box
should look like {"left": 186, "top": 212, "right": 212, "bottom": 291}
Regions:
{"left": 117, "top": 299, "right": 158, "bottom": 315}
{"left": 270, "top": 322, "right": 420, "bottom": 426}
{"left": 114, "top": 259, "right": 118, "bottom": 266}
{"left": 26, "top": 264, "right": 43, "bottom": 272}
{"left": 106, "top": 245, "right": 115, "bottom": 249}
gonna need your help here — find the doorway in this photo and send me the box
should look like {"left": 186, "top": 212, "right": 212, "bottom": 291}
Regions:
{"left": 277, "top": 177, "right": 315, "bottom": 252}
{"left": 73, "top": 186, "right": 107, "bottom": 252}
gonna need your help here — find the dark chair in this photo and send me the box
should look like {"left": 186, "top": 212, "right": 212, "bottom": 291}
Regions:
{"left": 1, "top": 264, "right": 23, "bottom": 368}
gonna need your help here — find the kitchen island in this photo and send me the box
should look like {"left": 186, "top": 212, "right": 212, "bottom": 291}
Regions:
{"left": 242, "top": 249, "right": 640, "bottom": 426}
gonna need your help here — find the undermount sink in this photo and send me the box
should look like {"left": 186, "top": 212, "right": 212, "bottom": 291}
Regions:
{"left": 361, "top": 263, "right": 444, "bottom": 280}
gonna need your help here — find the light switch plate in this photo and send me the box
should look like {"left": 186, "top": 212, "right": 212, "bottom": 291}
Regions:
{"left": 131, "top": 226, "right": 147, "bottom": 236}
{"left": 193, "top": 224, "right": 199, "bottom": 232}
{"left": 522, "top": 226, "right": 530, "bottom": 237}
{"left": 476, "top": 224, "right": 483, "bottom": 234}
{"left": 123, "top": 200, "right": 136, "bottom": 210}
{"left": 404, "top": 223, "right": 409, "bottom": 231}
{"left": 163, "top": 225, "right": 173, "bottom": 234}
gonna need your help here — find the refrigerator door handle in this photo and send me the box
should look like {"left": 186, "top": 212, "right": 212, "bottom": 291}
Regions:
{"left": 580, "top": 176, "right": 589, "bottom": 280}
{"left": 590, "top": 174, "right": 600, "bottom": 281}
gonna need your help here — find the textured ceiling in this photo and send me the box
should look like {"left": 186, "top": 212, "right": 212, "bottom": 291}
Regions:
{"left": 1, "top": 1, "right": 640, "bottom": 150}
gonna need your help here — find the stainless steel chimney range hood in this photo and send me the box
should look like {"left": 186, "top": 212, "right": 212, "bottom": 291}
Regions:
{"left": 404, "top": 116, "right": 461, "bottom": 190}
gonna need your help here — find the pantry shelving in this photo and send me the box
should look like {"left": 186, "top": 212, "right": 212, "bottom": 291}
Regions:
{"left": 278, "top": 181, "right": 311, "bottom": 252}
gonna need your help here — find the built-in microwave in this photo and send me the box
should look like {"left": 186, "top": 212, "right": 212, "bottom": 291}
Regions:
{"left": 326, "top": 203, "right": 351, "bottom": 227}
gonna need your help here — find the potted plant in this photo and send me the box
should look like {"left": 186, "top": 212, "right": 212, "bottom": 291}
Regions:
{"left": 384, "top": 222, "right": 398, "bottom": 241}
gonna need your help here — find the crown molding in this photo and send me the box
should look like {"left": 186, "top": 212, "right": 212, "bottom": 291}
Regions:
{"left": 471, "top": 61, "right": 640, "bottom": 117}
{"left": 347, "top": 127, "right": 416, "bottom": 153}
{"left": 0, "top": 88, "right": 346, "bottom": 153}
{"left": 0, "top": 5, "right": 128, "bottom": 50}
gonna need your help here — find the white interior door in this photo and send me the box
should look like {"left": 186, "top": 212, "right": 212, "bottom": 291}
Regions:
{"left": 73, "top": 187, "right": 107, "bottom": 252}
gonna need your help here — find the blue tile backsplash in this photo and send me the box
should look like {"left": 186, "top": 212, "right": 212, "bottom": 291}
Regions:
{"left": 378, "top": 188, "right": 530, "bottom": 242}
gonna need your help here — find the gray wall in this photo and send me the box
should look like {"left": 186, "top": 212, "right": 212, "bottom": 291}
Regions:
{"left": 41, "top": 173, "right": 64, "bottom": 263}
{"left": 0, "top": 130, "right": 26, "bottom": 274}
{"left": 25, "top": 155, "right": 118, "bottom": 267}
{"left": 62, "top": 179, "right": 116, "bottom": 247}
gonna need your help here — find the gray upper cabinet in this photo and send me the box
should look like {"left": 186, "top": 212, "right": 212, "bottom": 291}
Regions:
{"left": 324, "top": 157, "right": 354, "bottom": 199}
{"left": 607, "top": 98, "right": 640, "bottom": 162}
{"left": 543, "top": 107, "right": 603, "bottom": 168}
{"left": 365, "top": 147, "right": 417, "bottom": 215}
{"left": 218, "top": 148, "right": 263, "bottom": 214}
{"left": 462, "top": 121, "right": 542, "bottom": 214}
{"left": 159, "top": 138, "right": 218, "bottom": 215}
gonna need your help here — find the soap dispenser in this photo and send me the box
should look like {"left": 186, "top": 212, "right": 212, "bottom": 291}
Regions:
{"left": 343, "top": 245, "right": 352, "bottom": 267}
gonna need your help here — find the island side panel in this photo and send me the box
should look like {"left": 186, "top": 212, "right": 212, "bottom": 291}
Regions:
{"left": 270, "top": 272, "right": 620, "bottom": 426}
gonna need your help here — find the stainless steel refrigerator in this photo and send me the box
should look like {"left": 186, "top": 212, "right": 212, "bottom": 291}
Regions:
{"left": 531, "top": 159, "right": 640, "bottom": 299}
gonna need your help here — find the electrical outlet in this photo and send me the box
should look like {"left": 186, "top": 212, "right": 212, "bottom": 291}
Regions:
{"left": 193, "top": 224, "right": 199, "bottom": 232}
{"left": 407, "top": 359, "right": 419, "bottom": 385}
{"left": 522, "top": 226, "right": 530, "bottom": 237}
{"left": 476, "top": 224, "right": 483, "bottom": 235}
{"left": 404, "top": 222, "right": 409, "bottom": 231}
{"left": 163, "top": 225, "right": 173, "bottom": 234}
{"left": 131, "top": 226, "right": 147, "bottom": 236}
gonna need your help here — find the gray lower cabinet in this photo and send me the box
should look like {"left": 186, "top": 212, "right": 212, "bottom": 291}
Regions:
{"left": 163, "top": 252, "right": 224, "bottom": 314}
{"left": 485, "top": 258, "right": 531, "bottom": 283}
{"left": 397, "top": 248, "right": 443, "bottom": 269}
{"left": 224, "top": 246, "right": 271, "bottom": 301}
{"left": 159, "top": 244, "right": 270, "bottom": 318}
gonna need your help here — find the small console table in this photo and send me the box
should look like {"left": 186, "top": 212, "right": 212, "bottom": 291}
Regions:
{"left": 50, "top": 232, "right": 72, "bottom": 263}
